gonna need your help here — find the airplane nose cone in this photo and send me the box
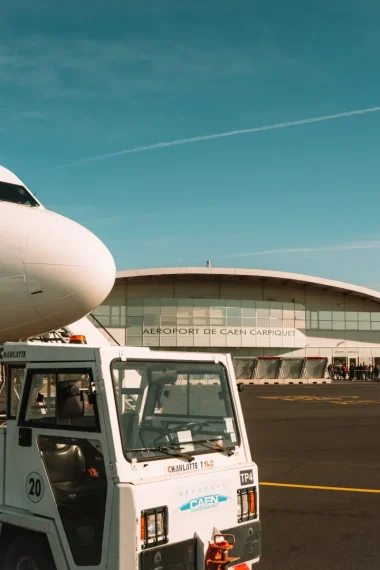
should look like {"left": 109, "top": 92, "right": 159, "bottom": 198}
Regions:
{"left": 24, "top": 210, "right": 116, "bottom": 328}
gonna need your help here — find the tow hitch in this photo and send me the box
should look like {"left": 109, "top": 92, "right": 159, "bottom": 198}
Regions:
{"left": 206, "top": 533, "right": 239, "bottom": 569}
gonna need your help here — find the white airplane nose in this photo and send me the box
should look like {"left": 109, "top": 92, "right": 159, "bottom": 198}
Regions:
{"left": 24, "top": 210, "right": 116, "bottom": 328}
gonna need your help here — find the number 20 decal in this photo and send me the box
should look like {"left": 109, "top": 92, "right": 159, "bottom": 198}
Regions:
{"left": 26, "top": 472, "right": 44, "bottom": 503}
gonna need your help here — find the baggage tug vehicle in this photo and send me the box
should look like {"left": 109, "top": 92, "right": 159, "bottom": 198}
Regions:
{"left": 0, "top": 339, "right": 261, "bottom": 569}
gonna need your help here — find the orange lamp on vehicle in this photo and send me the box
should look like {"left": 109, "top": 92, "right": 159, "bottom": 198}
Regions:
{"left": 140, "top": 514, "right": 146, "bottom": 541}
{"left": 249, "top": 489, "right": 256, "bottom": 515}
{"left": 69, "top": 335, "right": 87, "bottom": 344}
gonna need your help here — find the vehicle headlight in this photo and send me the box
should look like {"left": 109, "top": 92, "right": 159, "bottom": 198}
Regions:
{"left": 147, "top": 511, "right": 164, "bottom": 538}
{"left": 141, "top": 506, "right": 168, "bottom": 549}
{"left": 237, "top": 487, "right": 257, "bottom": 523}
{"left": 237, "top": 492, "right": 249, "bottom": 518}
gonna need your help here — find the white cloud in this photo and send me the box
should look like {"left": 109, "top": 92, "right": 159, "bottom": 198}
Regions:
{"left": 221, "top": 241, "right": 380, "bottom": 258}
{"left": 0, "top": 33, "right": 282, "bottom": 100}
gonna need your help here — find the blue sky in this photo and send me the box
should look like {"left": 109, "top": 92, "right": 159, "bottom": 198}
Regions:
{"left": 2, "top": 0, "right": 380, "bottom": 288}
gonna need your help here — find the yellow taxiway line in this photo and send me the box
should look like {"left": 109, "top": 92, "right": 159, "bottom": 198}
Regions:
{"left": 260, "top": 482, "right": 380, "bottom": 494}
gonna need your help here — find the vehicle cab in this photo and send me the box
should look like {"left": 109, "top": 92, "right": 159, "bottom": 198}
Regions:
{"left": 0, "top": 341, "right": 261, "bottom": 569}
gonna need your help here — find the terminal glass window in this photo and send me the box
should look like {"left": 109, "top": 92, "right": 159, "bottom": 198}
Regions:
{"left": 92, "top": 297, "right": 309, "bottom": 346}
{"left": 308, "top": 309, "right": 380, "bottom": 331}
{"left": 111, "top": 359, "right": 239, "bottom": 462}
{"left": 0, "top": 182, "right": 39, "bottom": 207}
{"left": 93, "top": 296, "right": 380, "bottom": 339}
{"left": 359, "top": 312, "right": 370, "bottom": 322}
{"left": 242, "top": 301, "right": 255, "bottom": 317}
{"left": 346, "top": 312, "right": 357, "bottom": 321}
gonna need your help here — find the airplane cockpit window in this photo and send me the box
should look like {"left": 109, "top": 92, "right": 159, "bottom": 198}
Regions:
{"left": 0, "top": 181, "right": 39, "bottom": 207}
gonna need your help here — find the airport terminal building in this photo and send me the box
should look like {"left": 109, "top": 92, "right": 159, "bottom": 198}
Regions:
{"left": 92, "top": 267, "right": 380, "bottom": 380}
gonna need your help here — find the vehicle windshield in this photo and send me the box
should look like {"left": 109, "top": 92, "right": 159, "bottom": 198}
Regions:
{"left": 0, "top": 181, "right": 39, "bottom": 207}
{"left": 111, "top": 360, "right": 239, "bottom": 462}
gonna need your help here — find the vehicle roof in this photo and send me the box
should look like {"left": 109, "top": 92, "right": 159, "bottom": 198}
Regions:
{"left": 0, "top": 342, "right": 229, "bottom": 364}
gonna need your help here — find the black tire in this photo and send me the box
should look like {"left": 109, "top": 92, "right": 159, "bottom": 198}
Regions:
{"left": 3, "top": 534, "right": 56, "bottom": 570}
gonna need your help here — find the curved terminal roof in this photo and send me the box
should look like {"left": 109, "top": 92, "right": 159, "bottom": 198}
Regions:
{"left": 116, "top": 267, "right": 380, "bottom": 304}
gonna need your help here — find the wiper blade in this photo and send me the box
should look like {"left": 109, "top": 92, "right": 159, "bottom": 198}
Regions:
{"left": 173, "top": 438, "right": 236, "bottom": 456}
{"left": 126, "top": 445, "right": 195, "bottom": 462}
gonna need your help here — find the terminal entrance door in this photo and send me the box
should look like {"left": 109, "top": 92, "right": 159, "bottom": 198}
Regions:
{"left": 349, "top": 357, "right": 357, "bottom": 368}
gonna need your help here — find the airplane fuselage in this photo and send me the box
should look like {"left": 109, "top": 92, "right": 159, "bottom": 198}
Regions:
{"left": 0, "top": 166, "right": 116, "bottom": 342}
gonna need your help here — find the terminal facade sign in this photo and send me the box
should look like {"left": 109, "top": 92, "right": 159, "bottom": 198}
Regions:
{"left": 142, "top": 326, "right": 306, "bottom": 347}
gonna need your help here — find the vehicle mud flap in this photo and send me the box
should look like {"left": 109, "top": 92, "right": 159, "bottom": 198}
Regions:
{"left": 139, "top": 537, "right": 197, "bottom": 570}
{"left": 220, "top": 521, "right": 261, "bottom": 564}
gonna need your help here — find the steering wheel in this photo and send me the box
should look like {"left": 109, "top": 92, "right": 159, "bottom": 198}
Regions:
{"left": 150, "top": 420, "right": 210, "bottom": 446}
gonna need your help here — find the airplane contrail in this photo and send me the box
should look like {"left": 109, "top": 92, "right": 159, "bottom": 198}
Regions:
{"left": 221, "top": 241, "right": 380, "bottom": 258}
{"left": 43, "top": 105, "right": 380, "bottom": 171}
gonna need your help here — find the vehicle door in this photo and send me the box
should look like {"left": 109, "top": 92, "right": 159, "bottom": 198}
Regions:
{"left": 4, "top": 361, "right": 113, "bottom": 568}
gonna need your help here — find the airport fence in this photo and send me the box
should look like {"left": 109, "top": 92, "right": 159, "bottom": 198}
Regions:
{"left": 233, "top": 356, "right": 330, "bottom": 384}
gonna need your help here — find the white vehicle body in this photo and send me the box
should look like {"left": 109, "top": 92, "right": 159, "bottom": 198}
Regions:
{"left": 0, "top": 341, "right": 261, "bottom": 569}
{"left": 0, "top": 166, "right": 116, "bottom": 342}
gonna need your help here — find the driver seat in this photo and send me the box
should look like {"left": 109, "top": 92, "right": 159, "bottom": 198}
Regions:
{"left": 40, "top": 438, "right": 101, "bottom": 505}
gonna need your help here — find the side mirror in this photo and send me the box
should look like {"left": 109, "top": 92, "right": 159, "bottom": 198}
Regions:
{"left": 57, "top": 381, "right": 84, "bottom": 419}
{"left": 237, "top": 383, "right": 244, "bottom": 393}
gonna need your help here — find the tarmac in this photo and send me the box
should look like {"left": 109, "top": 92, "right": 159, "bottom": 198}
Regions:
{"left": 240, "top": 383, "right": 380, "bottom": 570}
